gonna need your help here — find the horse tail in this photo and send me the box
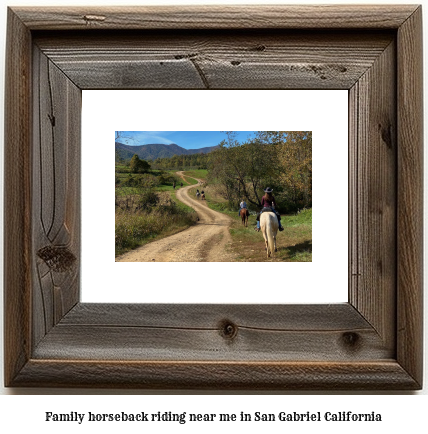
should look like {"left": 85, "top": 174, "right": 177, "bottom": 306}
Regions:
{"left": 266, "top": 217, "right": 275, "bottom": 257}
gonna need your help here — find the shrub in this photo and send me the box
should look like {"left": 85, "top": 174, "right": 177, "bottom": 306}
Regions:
{"left": 157, "top": 173, "right": 179, "bottom": 186}
{"left": 115, "top": 207, "right": 197, "bottom": 256}
{"left": 137, "top": 191, "right": 159, "bottom": 211}
{"left": 122, "top": 174, "right": 137, "bottom": 187}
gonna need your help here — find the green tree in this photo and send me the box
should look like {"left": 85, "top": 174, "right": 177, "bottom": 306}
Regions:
{"left": 129, "top": 154, "right": 151, "bottom": 173}
{"left": 208, "top": 132, "right": 279, "bottom": 208}
{"left": 207, "top": 131, "right": 312, "bottom": 212}
{"left": 259, "top": 131, "right": 312, "bottom": 211}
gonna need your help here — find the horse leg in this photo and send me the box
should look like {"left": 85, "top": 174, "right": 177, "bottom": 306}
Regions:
{"left": 264, "top": 234, "right": 269, "bottom": 257}
{"left": 262, "top": 229, "right": 268, "bottom": 256}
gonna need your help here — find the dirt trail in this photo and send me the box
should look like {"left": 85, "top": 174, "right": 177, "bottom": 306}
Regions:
{"left": 116, "top": 172, "right": 236, "bottom": 262}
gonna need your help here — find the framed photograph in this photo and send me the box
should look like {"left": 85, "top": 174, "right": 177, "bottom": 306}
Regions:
{"left": 83, "top": 90, "right": 347, "bottom": 305}
{"left": 4, "top": 5, "right": 423, "bottom": 389}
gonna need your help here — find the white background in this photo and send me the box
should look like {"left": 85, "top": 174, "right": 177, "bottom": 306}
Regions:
{"left": 82, "top": 90, "right": 348, "bottom": 304}
{"left": 0, "top": 0, "right": 427, "bottom": 430}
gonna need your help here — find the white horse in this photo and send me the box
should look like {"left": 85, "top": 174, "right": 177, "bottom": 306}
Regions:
{"left": 260, "top": 212, "right": 278, "bottom": 258}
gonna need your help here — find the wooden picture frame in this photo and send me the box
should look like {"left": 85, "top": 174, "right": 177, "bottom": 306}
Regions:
{"left": 4, "top": 5, "right": 423, "bottom": 390}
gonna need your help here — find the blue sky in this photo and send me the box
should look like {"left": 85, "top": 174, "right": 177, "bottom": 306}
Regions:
{"left": 115, "top": 131, "right": 257, "bottom": 150}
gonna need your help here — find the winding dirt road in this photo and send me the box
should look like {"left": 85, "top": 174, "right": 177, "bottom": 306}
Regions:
{"left": 116, "top": 173, "right": 237, "bottom": 262}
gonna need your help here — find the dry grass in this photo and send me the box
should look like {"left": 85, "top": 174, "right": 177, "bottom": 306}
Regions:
{"left": 115, "top": 194, "right": 197, "bottom": 257}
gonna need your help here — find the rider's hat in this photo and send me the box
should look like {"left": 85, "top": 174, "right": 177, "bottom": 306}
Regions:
{"left": 264, "top": 187, "right": 273, "bottom": 193}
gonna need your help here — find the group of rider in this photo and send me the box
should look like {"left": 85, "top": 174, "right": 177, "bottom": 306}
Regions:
{"left": 173, "top": 182, "right": 184, "bottom": 189}
{"left": 196, "top": 189, "right": 205, "bottom": 199}
{"left": 239, "top": 187, "right": 284, "bottom": 232}
{"left": 195, "top": 185, "right": 283, "bottom": 230}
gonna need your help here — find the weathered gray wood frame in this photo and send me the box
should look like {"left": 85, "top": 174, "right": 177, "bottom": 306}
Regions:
{"left": 4, "top": 5, "right": 423, "bottom": 389}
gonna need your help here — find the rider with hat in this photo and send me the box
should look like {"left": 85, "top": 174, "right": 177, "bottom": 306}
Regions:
{"left": 255, "top": 187, "right": 284, "bottom": 232}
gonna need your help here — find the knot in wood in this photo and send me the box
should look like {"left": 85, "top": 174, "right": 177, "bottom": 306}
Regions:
{"left": 219, "top": 320, "right": 238, "bottom": 340}
{"left": 341, "top": 332, "right": 360, "bottom": 350}
{"left": 378, "top": 122, "right": 393, "bottom": 149}
{"left": 37, "top": 245, "right": 76, "bottom": 272}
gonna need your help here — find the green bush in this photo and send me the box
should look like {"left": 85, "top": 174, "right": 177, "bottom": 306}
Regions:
{"left": 122, "top": 174, "right": 137, "bottom": 187}
{"left": 130, "top": 154, "right": 151, "bottom": 173}
{"left": 137, "top": 191, "right": 159, "bottom": 211}
{"left": 122, "top": 174, "right": 159, "bottom": 189}
{"left": 157, "top": 172, "right": 179, "bottom": 186}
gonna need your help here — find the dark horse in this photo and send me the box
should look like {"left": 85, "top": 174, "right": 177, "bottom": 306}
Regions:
{"left": 240, "top": 208, "right": 250, "bottom": 227}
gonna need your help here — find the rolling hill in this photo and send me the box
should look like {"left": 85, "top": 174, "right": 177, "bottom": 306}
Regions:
{"left": 115, "top": 142, "right": 219, "bottom": 161}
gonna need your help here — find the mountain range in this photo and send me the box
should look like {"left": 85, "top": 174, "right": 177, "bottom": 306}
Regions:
{"left": 115, "top": 142, "right": 219, "bottom": 161}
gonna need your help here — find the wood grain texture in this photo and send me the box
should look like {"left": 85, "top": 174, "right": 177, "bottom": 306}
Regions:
{"left": 349, "top": 40, "right": 397, "bottom": 351}
{"left": 33, "top": 304, "right": 391, "bottom": 362}
{"left": 60, "top": 303, "right": 370, "bottom": 329}
{"left": 32, "top": 47, "right": 81, "bottom": 348}
{"left": 3, "top": 8, "right": 32, "bottom": 387}
{"left": 34, "top": 31, "right": 394, "bottom": 90}
{"left": 396, "top": 6, "right": 423, "bottom": 387}
{"left": 3, "top": 6, "right": 423, "bottom": 390}
{"left": 11, "top": 5, "right": 419, "bottom": 30}
{"left": 12, "top": 361, "right": 419, "bottom": 390}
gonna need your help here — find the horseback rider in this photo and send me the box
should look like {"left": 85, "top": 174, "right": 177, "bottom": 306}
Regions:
{"left": 255, "top": 187, "right": 284, "bottom": 232}
{"left": 238, "top": 199, "right": 247, "bottom": 216}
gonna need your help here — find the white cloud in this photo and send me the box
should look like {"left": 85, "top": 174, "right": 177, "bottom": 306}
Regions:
{"left": 117, "top": 131, "right": 176, "bottom": 145}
